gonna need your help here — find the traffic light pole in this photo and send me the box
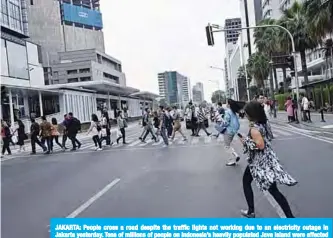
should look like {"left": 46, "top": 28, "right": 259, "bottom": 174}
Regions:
{"left": 211, "top": 24, "right": 299, "bottom": 102}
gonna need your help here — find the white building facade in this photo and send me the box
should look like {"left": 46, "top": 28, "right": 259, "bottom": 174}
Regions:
{"left": 1, "top": 0, "right": 157, "bottom": 131}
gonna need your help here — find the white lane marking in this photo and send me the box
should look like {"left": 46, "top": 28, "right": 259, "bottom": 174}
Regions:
{"left": 274, "top": 129, "right": 292, "bottom": 136}
{"left": 263, "top": 191, "right": 286, "bottom": 218}
{"left": 139, "top": 139, "right": 153, "bottom": 147}
{"left": 191, "top": 137, "right": 199, "bottom": 145}
{"left": 128, "top": 140, "right": 141, "bottom": 147}
{"left": 321, "top": 124, "right": 333, "bottom": 129}
{"left": 204, "top": 136, "right": 212, "bottom": 143}
{"left": 283, "top": 125, "right": 322, "bottom": 134}
{"left": 272, "top": 126, "right": 333, "bottom": 144}
{"left": 66, "top": 178, "right": 121, "bottom": 218}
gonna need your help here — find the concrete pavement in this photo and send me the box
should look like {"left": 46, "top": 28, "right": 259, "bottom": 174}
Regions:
{"left": 1, "top": 119, "right": 333, "bottom": 238}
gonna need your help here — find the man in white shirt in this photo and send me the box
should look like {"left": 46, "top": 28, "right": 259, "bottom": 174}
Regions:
{"left": 301, "top": 94, "right": 311, "bottom": 122}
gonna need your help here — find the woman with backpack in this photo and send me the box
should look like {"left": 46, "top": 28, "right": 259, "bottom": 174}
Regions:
{"left": 86, "top": 114, "right": 102, "bottom": 151}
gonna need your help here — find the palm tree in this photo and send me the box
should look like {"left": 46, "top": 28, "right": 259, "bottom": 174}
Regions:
{"left": 304, "top": 0, "right": 333, "bottom": 39}
{"left": 279, "top": 1, "right": 320, "bottom": 93}
{"left": 254, "top": 19, "right": 281, "bottom": 92}
{"left": 246, "top": 52, "right": 270, "bottom": 92}
{"left": 322, "top": 38, "right": 333, "bottom": 79}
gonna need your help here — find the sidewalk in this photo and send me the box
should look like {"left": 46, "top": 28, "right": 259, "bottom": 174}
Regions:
{"left": 271, "top": 111, "right": 333, "bottom": 132}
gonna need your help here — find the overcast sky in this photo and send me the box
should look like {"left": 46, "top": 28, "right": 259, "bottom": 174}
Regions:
{"left": 101, "top": 0, "right": 240, "bottom": 101}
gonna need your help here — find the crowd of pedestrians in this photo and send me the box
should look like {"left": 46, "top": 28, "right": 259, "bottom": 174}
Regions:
{"left": 0, "top": 109, "right": 132, "bottom": 157}
{"left": 1, "top": 96, "right": 299, "bottom": 218}
{"left": 139, "top": 105, "right": 188, "bottom": 147}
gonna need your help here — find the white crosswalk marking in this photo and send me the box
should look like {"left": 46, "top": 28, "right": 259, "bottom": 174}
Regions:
{"left": 177, "top": 138, "right": 186, "bottom": 145}
{"left": 139, "top": 139, "right": 153, "bottom": 147}
{"left": 128, "top": 140, "right": 142, "bottom": 147}
{"left": 217, "top": 136, "right": 224, "bottom": 142}
{"left": 191, "top": 137, "right": 199, "bottom": 145}
{"left": 204, "top": 136, "right": 212, "bottom": 144}
{"left": 274, "top": 129, "right": 292, "bottom": 136}
{"left": 152, "top": 140, "right": 163, "bottom": 146}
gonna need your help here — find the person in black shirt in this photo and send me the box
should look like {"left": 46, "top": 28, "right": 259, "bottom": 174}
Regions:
{"left": 30, "top": 118, "right": 46, "bottom": 154}
{"left": 66, "top": 112, "right": 82, "bottom": 151}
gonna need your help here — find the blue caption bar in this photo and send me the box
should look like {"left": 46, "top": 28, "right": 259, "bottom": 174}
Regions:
{"left": 51, "top": 218, "right": 332, "bottom": 238}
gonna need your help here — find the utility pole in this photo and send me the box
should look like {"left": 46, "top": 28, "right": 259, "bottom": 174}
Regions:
{"left": 243, "top": 0, "right": 252, "bottom": 56}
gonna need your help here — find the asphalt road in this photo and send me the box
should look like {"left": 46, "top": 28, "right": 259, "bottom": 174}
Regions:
{"left": 1, "top": 119, "right": 333, "bottom": 238}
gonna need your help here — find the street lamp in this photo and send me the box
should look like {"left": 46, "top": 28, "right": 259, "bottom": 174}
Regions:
{"left": 208, "top": 24, "right": 299, "bottom": 102}
{"left": 208, "top": 79, "right": 221, "bottom": 103}
{"left": 209, "top": 66, "right": 226, "bottom": 99}
{"left": 207, "top": 23, "right": 300, "bottom": 122}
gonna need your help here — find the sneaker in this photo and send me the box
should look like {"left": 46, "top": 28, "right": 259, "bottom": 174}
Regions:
{"left": 94, "top": 147, "right": 98, "bottom": 151}
{"left": 30, "top": 152, "right": 36, "bottom": 155}
{"left": 97, "top": 148, "right": 103, "bottom": 151}
{"left": 183, "top": 138, "right": 187, "bottom": 141}
{"left": 77, "top": 144, "right": 81, "bottom": 149}
{"left": 226, "top": 161, "right": 236, "bottom": 166}
{"left": 241, "top": 209, "right": 255, "bottom": 218}
{"left": 162, "top": 144, "right": 168, "bottom": 148}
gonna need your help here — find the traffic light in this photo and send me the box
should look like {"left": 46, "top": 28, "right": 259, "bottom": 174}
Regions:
{"left": 286, "top": 56, "right": 295, "bottom": 71}
{"left": 206, "top": 25, "right": 214, "bottom": 46}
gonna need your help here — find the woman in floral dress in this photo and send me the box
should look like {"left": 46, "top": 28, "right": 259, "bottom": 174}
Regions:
{"left": 239, "top": 101, "right": 297, "bottom": 218}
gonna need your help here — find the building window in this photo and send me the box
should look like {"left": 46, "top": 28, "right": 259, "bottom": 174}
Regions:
{"left": 67, "top": 69, "right": 77, "bottom": 75}
{"left": 68, "top": 78, "right": 79, "bottom": 83}
{"left": 72, "top": 0, "right": 81, "bottom": 6}
{"left": 8, "top": 2, "right": 22, "bottom": 32}
{"left": 53, "top": 71, "right": 58, "bottom": 78}
{"left": 80, "top": 77, "right": 91, "bottom": 81}
{"left": 79, "top": 68, "right": 90, "bottom": 73}
{"left": 1, "top": 0, "right": 9, "bottom": 26}
{"left": 30, "top": 0, "right": 33, "bottom": 5}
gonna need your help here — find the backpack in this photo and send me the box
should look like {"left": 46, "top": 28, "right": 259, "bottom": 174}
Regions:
{"left": 73, "top": 118, "right": 81, "bottom": 131}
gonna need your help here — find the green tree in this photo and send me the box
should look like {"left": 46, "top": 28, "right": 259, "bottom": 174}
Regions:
{"left": 211, "top": 90, "right": 226, "bottom": 104}
{"left": 254, "top": 18, "right": 281, "bottom": 93}
{"left": 246, "top": 52, "right": 270, "bottom": 90}
{"left": 304, "top": 0, "right": 333, "bottom": 39}
{"left": 279, "top": 1, "right": 319, "bottom": 93}
{"left": 322, "top": 38, "right": 333, "bottom": 80}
